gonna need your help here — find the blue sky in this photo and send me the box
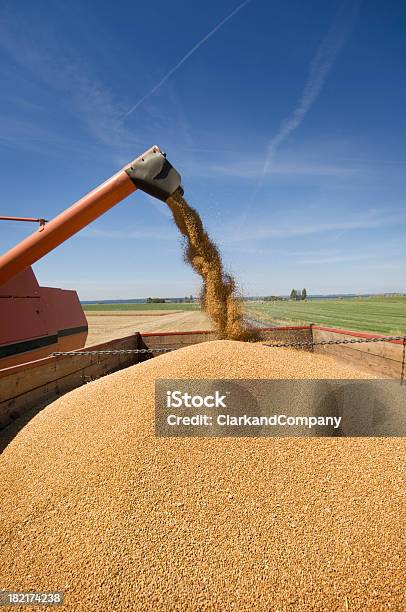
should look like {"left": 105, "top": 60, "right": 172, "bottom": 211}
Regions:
{"left": 0, "top": 0, "right": 405, "bottom": 299}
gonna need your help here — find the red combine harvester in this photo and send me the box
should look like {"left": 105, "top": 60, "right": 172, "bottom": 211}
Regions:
{"left": 0, "top": 146, "right": 182, "bottom": 369}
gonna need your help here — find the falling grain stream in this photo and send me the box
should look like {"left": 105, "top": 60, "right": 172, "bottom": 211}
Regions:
{"left": 167, "top": 188, "right": 257, "bottom": 341}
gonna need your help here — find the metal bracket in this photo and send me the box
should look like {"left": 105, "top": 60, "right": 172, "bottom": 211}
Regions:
{"left": 124, "top": 147, "right": 183, "bottom": 202}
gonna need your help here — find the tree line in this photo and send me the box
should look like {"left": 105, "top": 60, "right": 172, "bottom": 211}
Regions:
{"left": 263, "top": 289, "right": 307, "bottom": 301}
{"left": 290, "top": 288, "right": 307, "bottom": 301}
{"left": 146, "top": 296, "right": 195, "bottom": 304}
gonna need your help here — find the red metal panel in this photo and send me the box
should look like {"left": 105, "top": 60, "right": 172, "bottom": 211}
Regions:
{"left": 0, "top": 268, "right": 87, "bottom": 366}
{"left": 0, "top": 296, "right": 49, "bottom": 345}
{"left": 0, "top": 267, "right": 40, "bottom": 297}
{"left": 40, "top": 287, "right": 87, "bottom": 332}
{"left": 255, "top": 325, "right": 311, "bottom": 331}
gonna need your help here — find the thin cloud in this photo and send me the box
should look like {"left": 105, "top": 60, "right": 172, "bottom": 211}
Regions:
{"left": 122, "top": 0, "right": 251, "bottom": 119}
{"left": 179, "top": 157, "right": 354, "bottom": 178}
{"left": 0, "top": 9, "right": 138, "bottom": 151}
{"left": 262, "top": 0, "right": 361, "bottom": 176}
{"left": 225, "top": 211, "right": 405, "bottom": 243}
{"left": 240, "top": 0, "right": 361, "bottom": 230}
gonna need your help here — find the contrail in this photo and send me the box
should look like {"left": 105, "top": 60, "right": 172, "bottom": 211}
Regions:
{"left": 250, "top": 0, "right": 361, "bottom": 203}
{"left": 123, "top": 0, "right": 251, "bottom": 119}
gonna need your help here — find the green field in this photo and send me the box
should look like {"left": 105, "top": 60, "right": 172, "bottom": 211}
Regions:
{"left": 82, "top": 302, "right": 200, "bottom": 312}
{"left": 245, "top": 297, "right": 406, "bottom": 335}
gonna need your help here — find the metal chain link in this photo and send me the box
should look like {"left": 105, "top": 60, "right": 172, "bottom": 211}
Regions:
{"left": 264, "top": 335, "right": 406, "bottom": 349}
{"left": 52, "top": 335, "right": 406, "bottom": 356}
{"left": 52, "top": 348, "right": 172, "bottom": 356}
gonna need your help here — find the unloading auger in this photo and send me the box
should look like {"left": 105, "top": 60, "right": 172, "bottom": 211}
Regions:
{"left": 0, "top": 147, "right": 182, "bottom": 367}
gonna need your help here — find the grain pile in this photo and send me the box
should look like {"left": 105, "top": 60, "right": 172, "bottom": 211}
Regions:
{"left": 1, "top": 341, "right": 405, "bottom": 612}
{"left": 167, "top": 188, "right": 256, "bottom": 340}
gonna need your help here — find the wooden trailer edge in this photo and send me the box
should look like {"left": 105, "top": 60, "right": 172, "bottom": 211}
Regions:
{"left": 0, "top": 325, "right": 404, "bottom": 432}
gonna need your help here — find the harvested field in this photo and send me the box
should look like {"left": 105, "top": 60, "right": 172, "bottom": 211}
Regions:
{"left": 85, "top": 309, "right": 211, "bottom": 345}
{"left": 83, "top": 303, "right": 199, "bottom": 312}
{"left": 1, "top": 341, "right": 404, "bottom": 611}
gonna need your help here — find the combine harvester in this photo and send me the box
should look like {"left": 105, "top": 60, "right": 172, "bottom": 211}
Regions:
{"left": 0, "top": 146, "right": 182, "bottom": 369}
{"left": 0, "top": 147, "right": 404, "bottom": 429}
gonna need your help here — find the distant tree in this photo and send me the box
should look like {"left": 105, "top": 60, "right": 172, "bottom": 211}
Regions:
{"left": 301, "top": 288, "right": 307, "bottom": 301}
{"left": 290, "top": 289, "right": 297, "bottom": 300}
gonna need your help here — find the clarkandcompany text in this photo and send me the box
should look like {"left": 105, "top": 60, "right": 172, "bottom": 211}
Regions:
{"left": 166, "top": 414, "right": 342, "bottom": 429}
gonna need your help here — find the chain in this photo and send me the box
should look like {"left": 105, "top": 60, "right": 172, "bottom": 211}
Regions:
{"left": 264, "top": 335, "right": 406, "bottom": 349}
{"left": 52, "top": 347, "right": 172, "bottom": 356}
{"left": 51, "top": 335, "right": 406, "bottom": 356}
